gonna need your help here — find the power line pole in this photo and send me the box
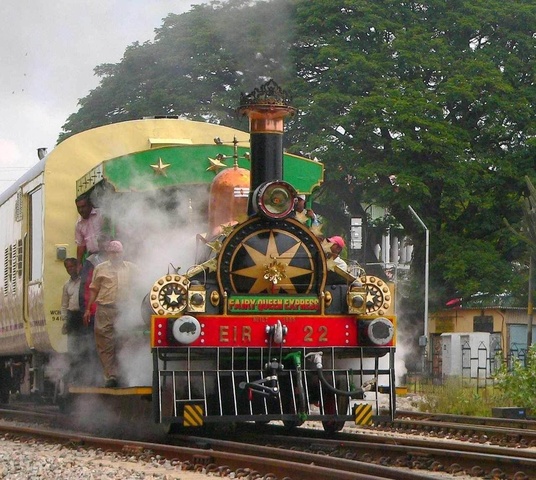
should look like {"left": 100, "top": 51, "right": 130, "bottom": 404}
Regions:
{"left": 408, "top": 205, "right": 429, "bottom": 371}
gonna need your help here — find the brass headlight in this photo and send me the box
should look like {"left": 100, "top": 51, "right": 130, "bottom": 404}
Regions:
{"left": 347, "top": 280, "right": 367, "bottom": 314}
{"left": 252, "top": 181, "right": 297, "bottom": 219}
{"left": 187, "top": 284, "right": 207, "bottom": 313}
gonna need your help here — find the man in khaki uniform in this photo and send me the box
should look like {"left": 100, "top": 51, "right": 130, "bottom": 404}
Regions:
{"left": 84, "top": 240, "right": 137, "bottom": 388}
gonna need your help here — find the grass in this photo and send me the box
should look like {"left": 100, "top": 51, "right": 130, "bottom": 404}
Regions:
{"left": 409, "top": 377, "right": 513, "bottom": 417}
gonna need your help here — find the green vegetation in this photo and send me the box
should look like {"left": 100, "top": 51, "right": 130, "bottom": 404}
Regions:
{"left": 494, "top": 345, "right": 536, "bottom": 415}
{"left": 413, "top": 377, "right": 509, "bottom": 417}
{"left": 413, "top": 346, "right": 536, "bottom": 416}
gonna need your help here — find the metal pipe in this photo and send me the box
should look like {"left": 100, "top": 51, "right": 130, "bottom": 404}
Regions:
{"left": 408, "top": 206, "right": 429, "bottom": 350}
{"left": 527, "top": 254, "right": 534, "bottom": 350}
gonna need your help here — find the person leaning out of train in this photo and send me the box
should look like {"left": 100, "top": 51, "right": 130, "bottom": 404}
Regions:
{"left": 75, "top": 193, "right": 103, "bottom": 266}
{"left": 327, "top": 235, "right": 348, "bottom": 272}
{"left": 61, "top": 258, "right": 84, "bottom": 383}
{"left": 79, "top": 235, "right": 111, "bottom": 319}
{"left": 293, "top": 194, "right": 320, "bottom": 227}
{"left": 84, "top": 240, "right": 138, "bottom": 388}
{"left": 78, "top": 235, "right": 110, "bottom": 385}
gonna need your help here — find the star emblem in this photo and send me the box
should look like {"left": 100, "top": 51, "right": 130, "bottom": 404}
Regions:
{"left": 167, "top": 291, "right": 181, "bottom": 304}
{"left": 232, "top": 231, "right": 312, "bottom": 294}
{"left": 185, "top": 258, "right": 218, "bottom": 278}
{"left": 206, "top": 238, "right": 223, "bottom": 253}
{"left": 321, "top": 238, "right": 333, "bottom": 256}
{"left": 150, "top": 158, "right": 171, "bottom": 176}
{"left": 310, "top": 223, "right": 323, "bottom": 237}
{"left": 206, "top": 155, "right": 227, "bottom": 172}
{"left": 295, "top": 210, "right": 309, "bottom": 224}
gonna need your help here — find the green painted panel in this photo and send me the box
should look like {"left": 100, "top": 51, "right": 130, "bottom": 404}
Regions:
{"left": 100, "top": 145, "right": 323, "bottom": 193}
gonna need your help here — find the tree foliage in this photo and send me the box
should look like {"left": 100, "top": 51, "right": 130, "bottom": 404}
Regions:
{"left": 289, "top": 0, "right": 536, "bottom": 315}
{"left": 59, "top": 0, "right": 536, "bottom": 320}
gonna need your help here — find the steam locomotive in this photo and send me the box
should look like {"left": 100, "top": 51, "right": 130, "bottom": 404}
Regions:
{"left": 0, "top": 80, "right": 396, "bottom": 433}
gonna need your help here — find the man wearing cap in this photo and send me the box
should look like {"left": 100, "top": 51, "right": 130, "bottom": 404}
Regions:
{"left": 84, "top": 240, "right": 137, "bottom": 388}
{"left": 294, "top": 194, "right": 319, "bottom": 227}
{"left": 328, "top": 235, "right": 348, "bottom": 272}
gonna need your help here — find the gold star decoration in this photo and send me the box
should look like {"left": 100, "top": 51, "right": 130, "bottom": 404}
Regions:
{"left": 185, "top": 258, "right": 218, "bottom": 278}
{"left": 232, "top": 231, "right": 312, "bottom": 294}
{"left": 321, "top": 238, "right": 333, "bottom": 256}
{"left": 167, "top": 291, "right": 181, "bottom": 304}
{"left": 150, "top": 158, "right": 171, "bottom": 176}
{"left": 322, "top": 238, "right": 341, "bottom": 272}
{"left": 205, "top": 238, "right": 223, "bottom": 253}
{"left": 220, "top": 222, "right": 238, "bottom": 236}
{"left": 295, "top": 210, "right": 309, "bottom": 224}
{"left": 310, "top": 223, "right": 324, "bottom": 237}
{"left": 206, "top": 155, "right": 227, "bottom": 173}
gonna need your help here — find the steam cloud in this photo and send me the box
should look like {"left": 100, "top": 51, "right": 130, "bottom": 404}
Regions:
{"left": 95, "top": 167, "right": 212, "bottom": 387}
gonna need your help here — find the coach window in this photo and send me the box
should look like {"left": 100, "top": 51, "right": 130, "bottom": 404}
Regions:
{"left": 29, "top": 187, "right": 43, "bottom": 281}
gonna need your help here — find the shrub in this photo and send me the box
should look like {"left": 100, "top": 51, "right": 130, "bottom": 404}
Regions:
{"left": 494, "top": 344, "right": 536, "bottom": 415}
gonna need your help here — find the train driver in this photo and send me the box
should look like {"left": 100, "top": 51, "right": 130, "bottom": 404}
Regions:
{"left": 327, "top": 235, "right": 348, "bottom": 272}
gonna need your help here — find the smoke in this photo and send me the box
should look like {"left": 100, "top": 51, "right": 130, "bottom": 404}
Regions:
{"left": 200, "top": 0, "right": 295, "bottom": 89}
{"left": 394, "top": 342, "right": 408, "bottom": 383}
{"left": 396, "top": 303, "right": 427, "bottom": 376}
{"left": 92, "top": 175, "right": 211, "bottom": 387}
{"left": 44, "top": 353, "right": 69, "bottom": 386}
{"left": 69, "top": 394, "right": 154, "bottom": 438}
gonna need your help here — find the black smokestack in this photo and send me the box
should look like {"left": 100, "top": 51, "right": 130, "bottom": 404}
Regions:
{"left": 237, "top": 80, "right": 296, "bottom": 214}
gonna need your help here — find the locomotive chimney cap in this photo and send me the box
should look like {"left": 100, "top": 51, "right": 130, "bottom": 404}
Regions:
{"left": 237, "top": 79, "right": 296, "bottom": 117}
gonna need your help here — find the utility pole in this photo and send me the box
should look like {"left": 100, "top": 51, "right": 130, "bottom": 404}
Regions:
{"left": 408, "top": 206, "right": 429, "bottom": 372}
{"left": 528, "top": 254, "right": 534, "bottom": 351}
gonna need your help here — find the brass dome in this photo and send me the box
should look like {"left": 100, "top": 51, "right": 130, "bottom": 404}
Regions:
{"left": 208, "top": 165, "right": 250, "bottom": 235}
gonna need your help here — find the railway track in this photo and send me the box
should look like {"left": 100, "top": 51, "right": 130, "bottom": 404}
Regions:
{"left": 2, "top": 405, "right": 536, "bottom": 478}
{"left": 397, "top": 410, "right": 536, "bottom": 430}
{"left": 0, "top": 418, "right": 432, "bottom": 480}
{"left": 389, "top": 410, "right": 536, "bottom": 447}
{"left": 204, "top": 422, "right": 536, "bottom": 479}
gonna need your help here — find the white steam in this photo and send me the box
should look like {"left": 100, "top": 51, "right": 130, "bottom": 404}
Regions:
{"left": 95, "top": 179, "right": 211, "bottom": 387}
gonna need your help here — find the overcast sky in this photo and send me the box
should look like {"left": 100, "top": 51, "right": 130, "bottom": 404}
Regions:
{"left": 0, "top": 0, "right": 206, "bottom": 195}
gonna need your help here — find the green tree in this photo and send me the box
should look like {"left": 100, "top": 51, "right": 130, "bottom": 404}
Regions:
{"left": 289, "top": 0, "right": 535, "bottom": 324}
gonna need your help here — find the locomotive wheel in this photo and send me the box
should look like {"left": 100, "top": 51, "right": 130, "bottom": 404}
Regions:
{"left": 283, "top": 419, "right": 304, "bottom": 429}
{"left": 322, "top": 416, "right": 346, "bottom": 434}
{"left": 218, "top": 217, "right": 326, "bottom": 294}
{"left": 321, "top": 383, "right": 349, "bottom": 434}
{"left": 161, "top": 421, "right": 182, "bottom": 435}
{"left": 0, "top": 366, "right": 10, "bottom": 404}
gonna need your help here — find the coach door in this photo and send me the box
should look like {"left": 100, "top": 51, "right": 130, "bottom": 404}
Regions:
{"left": 23, "top": 186, "right": 44, "bottom": 339}
{"left": 28, "top": 187, "right": 43, "bottom": 284}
